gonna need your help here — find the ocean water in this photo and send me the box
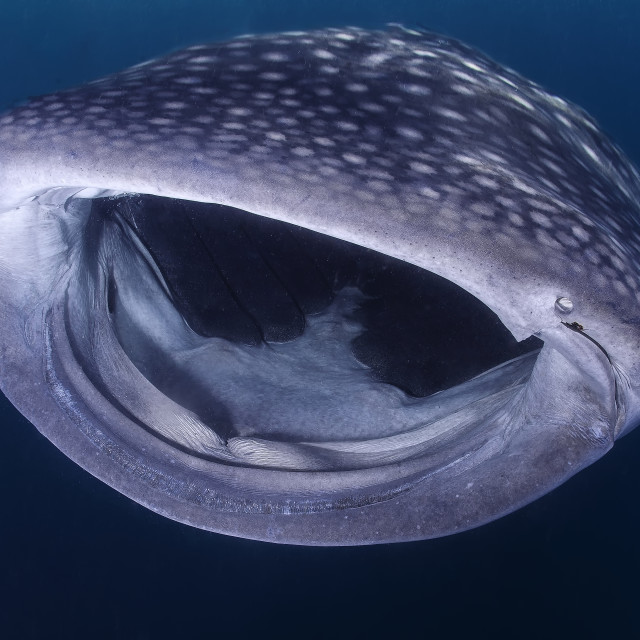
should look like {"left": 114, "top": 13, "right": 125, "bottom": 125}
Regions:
{"left": 0, "top": 1, "right": 639, "bottom": 638}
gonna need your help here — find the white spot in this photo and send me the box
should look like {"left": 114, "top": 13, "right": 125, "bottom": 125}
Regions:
{"left": 436, "top": 107, "right": 467, "bottom": 122}
{"left": 413, "top": 49, "right": 438, "bottom": 58}
{"left": 407, "top": 65, "right": 430, "bottom": 78}
{"left": 499, "top": 75, "right": 518, "bottom": 89}
{"left": 367, "top": 180, "right": 391, "bottom": 192}
{"left": 401, "top": 107, "right": 422, "bottom": 118}
{"left": 193, "top": 115, "right": 214, "bottom": 124}
{"left": 509, "top": 93, "right": 535, "bottom": 111}
{"left": 266, "top": 131, "right": 286, "bottom": 141}
{"left": 364, "top": 53, "right": 391, "bottom": 66}
{"left": 402, "top": 84, "right": 432, "bottom": 96}
{"left": 191, "top": 55, "right": 217, "bottom": 64}
{"left": 397, "top": 126, "right": 423, "bottom": 141}
{"left": 526, "top": 197, "right": 557, "bottom": 213}
{"left": 149, "top": 117, "right": 174, "bottom": 126}
{"left": 507, "top": 212, "right": 525, "bottom": 226}
{"left": 277, "top": 117, "right": 298, "bottom": 126}
{"left": 346, "top": 83, "right": 368, "bottom": 93}
{"left": 451, "top": 84, "right": 475, "bottom": 96}
{"left": 419, "top": 186, "right": 440, "bottom": 199}
{"left": 342, "top": 153, "right": 366, "bottom": 165}
{"left": 367, "top": 169, "right": 393, "bottom": 181}
{"left": 359, "top": 102, "right": 386, "bottom": 114}
{"left": 336, "top": 121, "right": 359, "bottom": 132}
{"left": 556, "top": 114, "right": 573, "bottom": 129}
{"left": 314, "top": 49, "right": 336, "bottom": 60}
{"left": 260, "top": 72, "right": 287, "bottom": 81}
{"left": 530, "top": 124, "right": 551, "bottom": 143}
{"left": 262, "top": 52, "right": 290, "bottom": 62}
{"left": 581, "top": 142, "right": 600, "bottom": 163}
{"left": 474, "top": 175, "right": 499, "bottom": 189}
{"left": 511, "top": 177, "right": 539, "bottom": 196}
{"left": 571, "top": 225, "right": 591, "bottom": 242}
{"left": 292, "top": 147, "right": 314, "bottom": 157}
{"left": 314, "top": 137, "right": 335, "bottom": 147}
{"left": 541, "top": 158, "right": 566, "bottom": 176}
{"left": 228, "top": 107, "right": 252, "bottom": 116}
{"left": 495, "top": 196, "right": 514, "bottom": 209}
{"left": 175, "top": 77, "right": 201, "bottom": 85}
{"left": 409, "top": 161, "right": 435, "bottom": 174}
{"left": 452, "top": 70, "right": 477, "bottom": 84}
{"left": 530, "top": 211, "right": 552, "bottom": 228}
{"left": 164, "top": 101, "right": 187, "bottom": 110}
{"left": 335, "top": 32, "right": 356, "bottom": 41}
{"left": 354, "top": 189, "right": 377, "bottom": 202}
{"left": 463, "top": 60, "right": 484, "bottom": 72}
{"left": 613, "top": 280, "right": 629, "bottom": 296}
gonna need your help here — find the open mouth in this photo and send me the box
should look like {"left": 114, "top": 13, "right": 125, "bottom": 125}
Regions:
{"left": 51, "top": 193, "right": 542, "bottom": 474}
{"left": 0, "top": 23, "right": 633, "bottom": 545}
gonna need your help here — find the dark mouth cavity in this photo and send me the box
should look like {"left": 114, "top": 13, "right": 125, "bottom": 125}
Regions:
{"left": 94, "top": 194, "right": 541, "bottom": 400}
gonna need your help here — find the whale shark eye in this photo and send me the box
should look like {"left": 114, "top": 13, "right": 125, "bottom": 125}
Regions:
{"left": 555, "top": 297, "right": 574, "bottom": 314}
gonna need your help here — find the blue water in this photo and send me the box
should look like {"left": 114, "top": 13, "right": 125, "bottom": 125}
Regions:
{"left": 0, "top": 1, "right": 639, "bottom": 638}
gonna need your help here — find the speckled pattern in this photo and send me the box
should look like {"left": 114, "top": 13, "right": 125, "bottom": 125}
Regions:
{"left": 0, "top": 25, "right": 639, "bottom": 544}
{"left": 1, "top": 25, "right": 640, "bottom": 300}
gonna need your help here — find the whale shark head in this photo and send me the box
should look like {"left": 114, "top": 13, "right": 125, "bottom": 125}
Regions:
{"left": 0, "top": 25, "right": 639, "bottom": 545}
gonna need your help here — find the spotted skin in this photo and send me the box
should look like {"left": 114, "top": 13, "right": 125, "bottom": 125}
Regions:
{"left": 1, "top": 26, "right": 639, "bottom": 337}
{"left": 0, "top": 25, "right": 639, "bottom": 544}
{"left": 2, "top": 27, "right": 639, "bottom": 293}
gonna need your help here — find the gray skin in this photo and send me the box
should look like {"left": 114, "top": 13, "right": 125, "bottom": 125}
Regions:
{"left": 0, "top": 25, "right": 639, "bottom": 545}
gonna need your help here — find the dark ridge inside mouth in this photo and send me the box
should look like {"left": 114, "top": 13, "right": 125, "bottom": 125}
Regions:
{"left": 94, "top": 194, "right": 541, "bottom": 399}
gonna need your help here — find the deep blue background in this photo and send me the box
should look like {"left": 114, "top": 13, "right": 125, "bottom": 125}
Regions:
{"left": 1, "top": 2, "right": 639, "bottom": 638}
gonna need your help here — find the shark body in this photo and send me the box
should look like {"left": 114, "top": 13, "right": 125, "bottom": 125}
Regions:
{"left": 0, "top": 26, "right": 638, "bottom": 544}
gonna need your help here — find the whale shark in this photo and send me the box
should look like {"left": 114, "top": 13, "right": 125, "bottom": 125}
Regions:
{"left": 0, "top": 25, "right": 639, "bottom": 545}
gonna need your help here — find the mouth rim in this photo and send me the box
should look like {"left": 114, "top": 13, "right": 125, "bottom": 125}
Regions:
{"left": 60, "top": 193, "right": 548, "bottom": 473}
{"left": 37, "top": 293, "right": 616, "bottom": 543}
{"left": 0, "top": 186, "right": 621, "bottom": 544}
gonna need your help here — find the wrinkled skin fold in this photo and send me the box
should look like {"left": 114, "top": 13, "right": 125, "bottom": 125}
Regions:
{"left": 0, "top": 25, "right": 639, "bottom": 544}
